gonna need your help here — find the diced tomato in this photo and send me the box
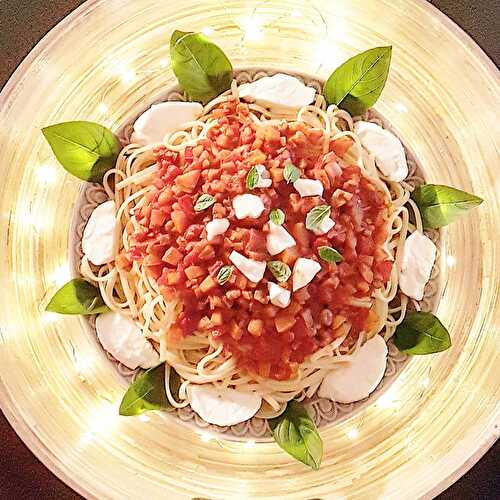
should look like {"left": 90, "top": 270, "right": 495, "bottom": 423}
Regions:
{"left": 127, "top": 98, "right": 392, "bottom": 381}
{"left": 330, "top": 136, "right": 354, "bottom": 157}
{"left": 171, "top": 210, "right": 189, "bottom": 233}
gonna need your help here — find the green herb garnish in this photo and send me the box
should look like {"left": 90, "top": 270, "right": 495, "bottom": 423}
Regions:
{"left": 284, "top": 163, "right": 300, "bottom": 184}
{"left": 318, "top": 246, "right": 343, "bottom": 263}
{"left": 194, "top": 194, "right": 216, "bottom": 212}
{"left": 267, "top": 261, "right": 291, "bottom": 283}
{"left": 269, "top": 209, "right": 285, "bottom": 225}
{"left": 394, "top": 311, "right": 451, "bottom": 355}
{"left": 305, "top": 205, "right": 331, "bottom": 231}
{"left": 45, "top": 278, "right": 109, "bottom": 315}
{"left": 170, "top": 30, "right": 233, "bottom": 103}
{"left": 269, "top": 400, "right": 323, "bottom": 470}
{"left": 411, "top": 184, "right": 483, "bottom": 229}
{"left": 216, "top": 265, "right": 233, "bottom": 285}
{"left": 323, "top": 46, "right": 392, "bottom": 115}
{"left": 42, "top": 121, "right": 120, "bottom": 183}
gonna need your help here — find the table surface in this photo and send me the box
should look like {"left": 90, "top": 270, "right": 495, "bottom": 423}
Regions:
{"left": 0, "top": 1, "right": 498, "bottom": 499}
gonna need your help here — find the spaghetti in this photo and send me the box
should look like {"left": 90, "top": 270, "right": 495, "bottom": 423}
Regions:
{"left": 81, "top": 79, "right": 424, "bottom": 417}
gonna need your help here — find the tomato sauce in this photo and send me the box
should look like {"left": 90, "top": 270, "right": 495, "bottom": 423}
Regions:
{"left": 121, "top": 99, "right": 392, "bottom": 381}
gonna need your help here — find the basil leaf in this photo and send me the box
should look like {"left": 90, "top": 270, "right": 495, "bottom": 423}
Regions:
{"left": 269, "top": 400, "right": 323, "bottom": 470}
{"left": 269, "top": 208, "right": 285, "bottom": 225}
{"left": 318, "top": 246, "right": 343, "bottom": 263}
{"left": 246, "top": 166, "right": 259, "bottom": 190}
{"left": 194, "top": 193, "right": 216, "bottom": 212}
{"left": 42, "top": 121, "right": 120, "bottom": 183}
{"left": 305, "top": 205, "right": 331, "bottom": 231}
{"left": 323, "top": 46, "right": 392, "bottom": 115}
{"left": 217, "top": 265, "right": 233, "bottom": 285}
{"left": 170, "top": 30, "right": 233, "bottom": 103}
{"left": 411, "top": 184, "right": 483, "bottom": 229}
{"left": 284, "top": 163, "right": 300, "bottom": 184}
{"left": 267, "top": 260, "right": 291, "bottom": 283}
{"left": 119, "top": 363, "right": 181, "bottom": 416}
{"left": 394, "top": 311, "right": 451, "bottom": 355}
{"left": 45, "top": 278, "right": 109, "bottom": 315}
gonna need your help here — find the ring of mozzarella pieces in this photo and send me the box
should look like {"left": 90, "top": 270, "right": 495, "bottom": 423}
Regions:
{"left": 80, "top": 83, "right": 440, "bottom": 421}
{"left": 189, "top": 385, "right": 262, "bottom": 426}
{"left": 96, "top": 312, "right": 160, "bottom": 370}
{"left": 318, "top": 334, "right": 388, "bottom": 403}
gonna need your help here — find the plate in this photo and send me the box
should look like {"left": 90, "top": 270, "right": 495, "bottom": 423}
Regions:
{"left": 70, "top": 68, "right": 443, "bottom": 441}
{"left": 0, "top": 1, "right": 498, "bottom": 498}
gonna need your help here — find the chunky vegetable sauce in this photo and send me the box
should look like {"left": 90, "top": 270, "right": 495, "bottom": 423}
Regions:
{"left": 120, "top": 99, "right": 392, "bottom": 380}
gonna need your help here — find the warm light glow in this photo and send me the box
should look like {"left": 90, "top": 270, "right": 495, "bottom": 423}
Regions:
{"left": 74, "top": 354, "right": 93, "bottom": 375}
{"left": 377, "top": 390, "right": 399, "bottom": 409}
{"left": 315, "top": 40, "right": 332, "bottom": 65}
{"left": 422, "top": 377, "right": 430, "bottom": 389}
{"left": 120, "top": 68, "right": 136, "bottom": 84}
{"left": 79, "top": 402, "right": 118, "bottom": 447}
{"left": 35, "top": 163, "right": 58, "bottom": 185}
{"left": 346, "top": 428, "right": 359, "bottom": 439}
{"left": 97, "top": 103, "right": 109, "bottom": 114}
{"left": 139, "top": 414, "right": 151, "bottom": 422}
{"left": 199, "top": 431, "right": 213, "bottom": 442}
{"left": 395, "top": 102, "right": 409, "bottom": 113}
{"left": 447, "top": 255, "right": 456, "bottom": 268}
{"left": 18, "top": 210, "right": 46, "bottom": 232}
{"left": 159, "top": 58, "right": 169, "bottom": 68}
{"left": 244, "top": 439, "right": 256, "bottom": 449}
{"left": 240, "top": 17, "right": 264, "bottom": 41}
{"left": 201, "top": 27, "right": 215, "bottom": 36}
{"left": 50, "top": 263, "right": 71, "bottom": 287}
{"left": 291, "top": 9, "right": 301, "bottom": 18}
{"left": 41, "top": 312, "right": 60, "bottom": 326}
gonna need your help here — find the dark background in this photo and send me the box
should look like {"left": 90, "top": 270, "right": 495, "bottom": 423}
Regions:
{"left": 0, "top": 1, "right": 498, "bottom": 498}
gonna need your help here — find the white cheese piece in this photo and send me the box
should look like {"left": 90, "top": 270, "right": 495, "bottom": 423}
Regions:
{"left": 266, "top": 222, "right": 296, "bottom": 256}
{"left": 232, "top": 194, "right": 265, "bottom": 219}
{"left": 95, "top": 311, "right": 160, "bottom": 370}
{"left": 131, "top": 101, "right": 203, "bottom": 145}
{"left": 238, "top": 73, "right": 316, "bottom": 109}
{"left": 82, "top": 200, "right": 117, "bottom": 266}
{"left": 255, "top": 164, "right": 272, "bottom": 188}
{"left": 229, "top": 251, "right": 266, "bottom": 283}
{"left": 399, "top": 231, "right": 437, "bottom": 300}
{"left": 353, "top": 121, "right": 409, "bottom": 182}
{"left": 189, "top": 385, "right": 262, "bottom": 427}
{"left": 206, "top": 218, "right": 230, "bottom": 241}
{"left": 293, "top": 178, "right": 324, "bottom": 197}
{"left": 318, "top": 334, "right": 388, "bottom": 403}
{"left": 311, "top": 217, "right": 335, "bottom": 236}
{"left": 292, "top": 257, "right": 322, "bottom": 291}
{"left": 267, "top": 282, "right": 291, "bottom": 309}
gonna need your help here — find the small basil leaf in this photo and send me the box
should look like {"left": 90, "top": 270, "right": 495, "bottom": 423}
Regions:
{"left": 283, "top": 163, "right": 300, "bottom": 184}
{"left": 194, "top": 194, "right": 216, "bottom": 212}
{"left": 318, "top": 246, "right": 343, "bottom": 263}
{"left": 269, "top": 208, "right": 285, "bottom": 225}
{"left": 305, "top": 205, "right": 331, "bottom": 231}
{"left": 411, "top": 184, "right": 483, "bottom": 229}
{"left": 324, "top": 46, "right": 392, "bottom": 115}
{"left": 394, "top": 311, "right": 451, "bottom": 355}
{"left": 119, "top": 363, "right": 181, "bottom": 416}
{"left": 217, "top": 265, "right": 233, "bottom": 285}
{"left": 267, "top": 261, "right": 291, "bottom": 283}
{"left": 170, "top": 30, "right": 233, "bottom": 103}
{"left": 45, "top": 278, "right": 109, "bottom": 315}
{"left": 246, "top": 166, "right": 259, "bottom": 190}
{"left": 269, "top": 400, "right": 323, "bottom": 470}
{"left": 42, "top": 121, "right": 120, "bottom": 183}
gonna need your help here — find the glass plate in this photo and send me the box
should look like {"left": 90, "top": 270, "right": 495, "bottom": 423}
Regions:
{"left": 0, "top": 1, "right": 498, "bottom": 498}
